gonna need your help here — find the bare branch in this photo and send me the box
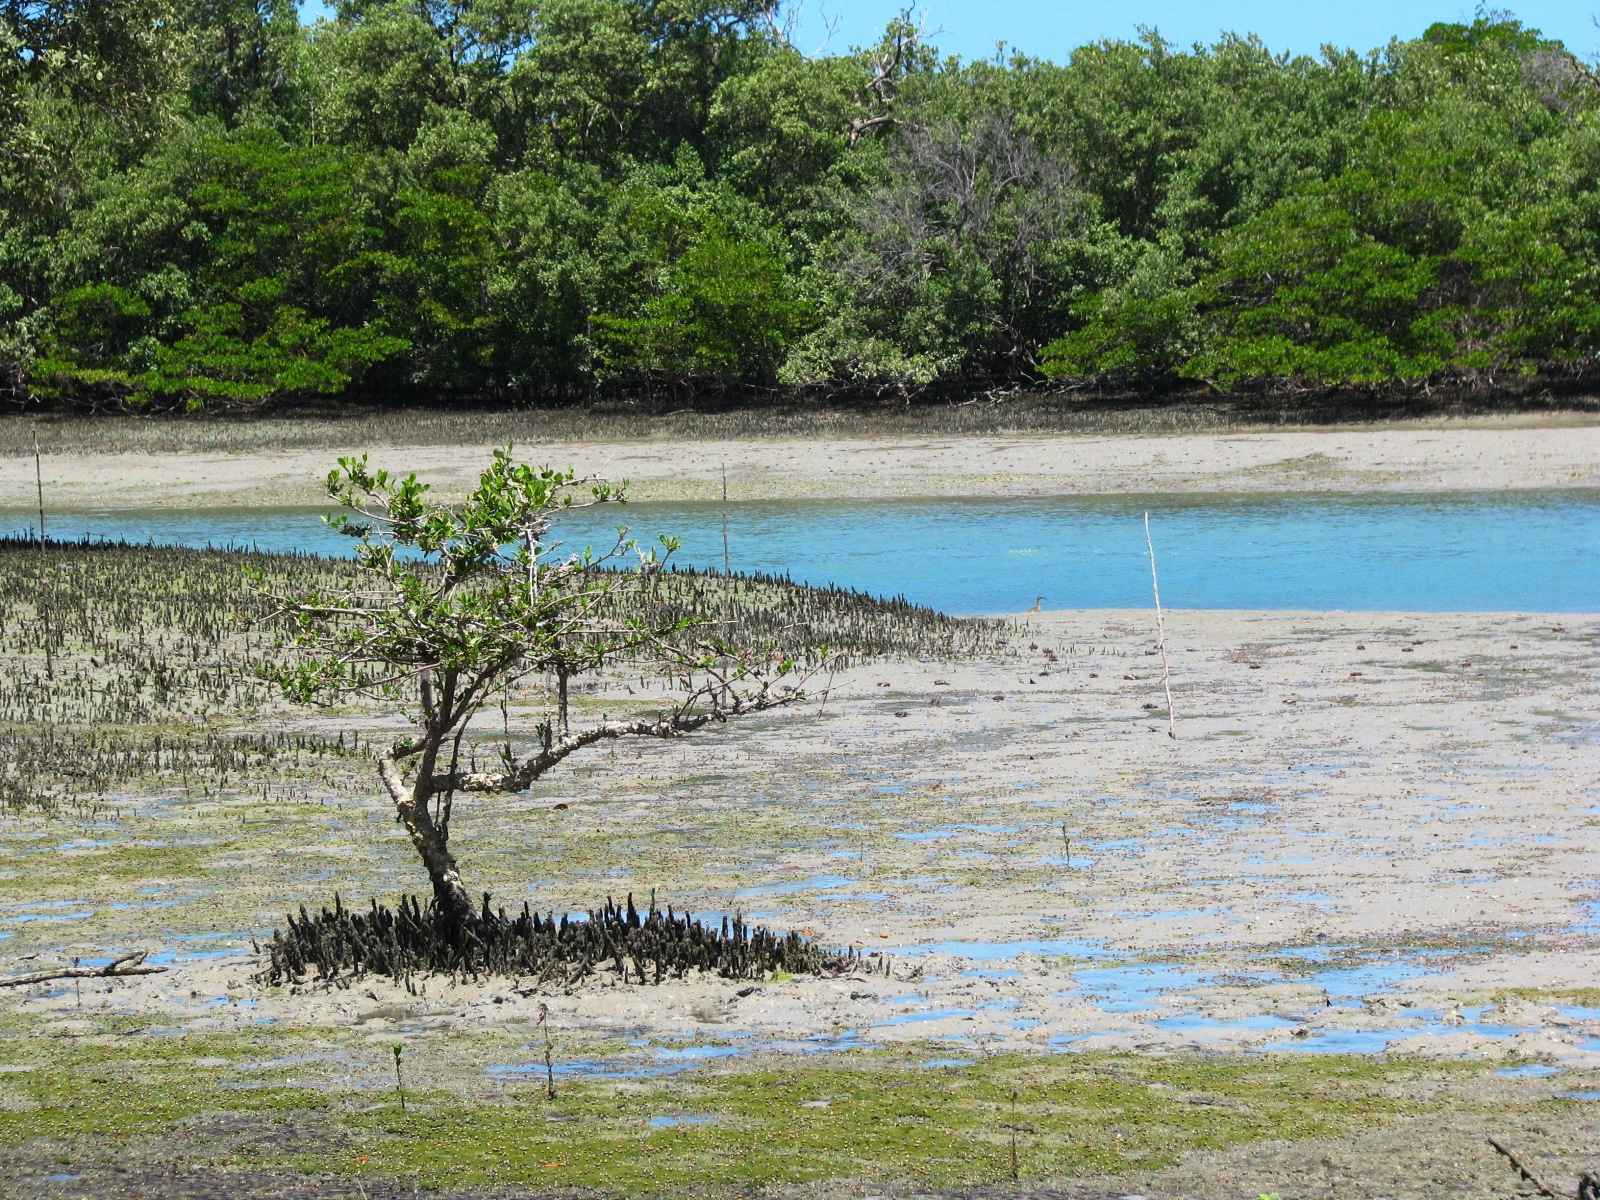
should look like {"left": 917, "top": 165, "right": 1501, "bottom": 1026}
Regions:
{"left": 845, "top": 11, "right": 932, "bottom": 147}
{"left": 429, "top": 685, "right": 804, "bottom": 794}
{"left": 0, "top": 951, "right": 167, "bottom": 988}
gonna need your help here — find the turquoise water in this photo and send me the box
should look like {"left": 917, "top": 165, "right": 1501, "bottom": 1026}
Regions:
{"left": 7, "top": 490, "right": 1598, "bottom": 614}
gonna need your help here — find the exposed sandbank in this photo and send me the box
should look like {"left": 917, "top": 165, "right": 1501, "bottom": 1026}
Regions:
{"left": 2, "top": 418, "right": 1598, "bottom": 509}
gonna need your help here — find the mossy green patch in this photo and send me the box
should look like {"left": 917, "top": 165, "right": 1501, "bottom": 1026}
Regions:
{"left": 86, "top": 844, "right": 209, "bottom": 881}
{"left": 322, "top": 1050, "right": 1479, "bottom": 1193}
{"left": 1494, "top": 986, "right": 1600, "bottom": 1008}
{"left": 0, "top": 1017, "right": 1487, "bottom": 1197}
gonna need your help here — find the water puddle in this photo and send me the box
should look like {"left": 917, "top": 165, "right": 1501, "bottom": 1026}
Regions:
{"left": 1261, "top": 1010, "right": 1540, "bottom": 1054}
{"left": 1155, "top": 1014, "right": 1298, "bottom": 1033}
{"left": 1064, "top": 962, "right": 1235, "bottom": 1012}
{"left": 874, "top": 1007, "right": 974, "bottom": 1027}
{"left": 1260, "top": 1028, "right": 1412, "bottom": 1054}
{"left": 894, "top": 824, "right": 1022, "bottom": 843}
{"left": 733, "top": 875, "right": 856, "bottom": 898}
{"left": 0, "top": 899, "right": 95, "bottom": 926}
{"left": 110, "top": 894, "right": 203, "bottom": 911}
{"left": 650, "top": 1114, "right": 716, "bottom": 1128}
{"left": 892, "top": 938, "right": 1110, "bottom": 960}
{"left": 651, "top": 1045, "right": 742, "bottom": 1062}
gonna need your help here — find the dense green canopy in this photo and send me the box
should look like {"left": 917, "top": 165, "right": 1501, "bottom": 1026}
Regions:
{"left": 2, "top": 3, "right": 1596, "bottom": 409}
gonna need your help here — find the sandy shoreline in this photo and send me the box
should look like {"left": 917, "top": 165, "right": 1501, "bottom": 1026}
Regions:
{"left": 3, "top": 419, "right": 1599, "bottom": 508}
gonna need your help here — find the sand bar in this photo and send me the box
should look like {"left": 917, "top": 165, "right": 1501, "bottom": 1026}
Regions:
{"left": 3, "top": 419, "right": 1599, "bottom": 508}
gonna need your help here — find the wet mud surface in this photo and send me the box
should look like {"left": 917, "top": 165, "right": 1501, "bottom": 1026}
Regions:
{"left": 2, "top": 609, "right": 1598, "bottom": 1195}
{"left": 7, "top": 611, "right": 1597, "bottom": 1065}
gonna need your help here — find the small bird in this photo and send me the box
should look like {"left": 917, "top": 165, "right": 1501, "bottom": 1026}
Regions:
{"left": 1027, "top": 596, "right": 1045, "bottom": 612}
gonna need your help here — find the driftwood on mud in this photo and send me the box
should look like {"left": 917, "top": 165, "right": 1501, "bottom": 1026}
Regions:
{"left": 1486, "top": 1136, "right": 1598, "bottom": 1200}
{"left": 0, "top": 950, "right": 166, "bottom": 988}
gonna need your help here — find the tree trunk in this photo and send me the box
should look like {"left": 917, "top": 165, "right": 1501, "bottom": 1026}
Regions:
{"left": 378, "top": 747, "right": 476, "bottom": 925}
{"left": 556, "top": 664, "right": 570, "bottom": 736}
{"left": 407, "top": 800, "right": 475, "bottom": 924}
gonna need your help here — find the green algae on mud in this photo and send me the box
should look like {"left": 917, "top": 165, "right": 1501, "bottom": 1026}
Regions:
{"left": 0, "top": 1018, "right": 1507, "bottom": 1195}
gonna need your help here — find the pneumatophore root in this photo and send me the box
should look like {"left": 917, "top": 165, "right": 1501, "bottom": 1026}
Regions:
{"left": 257, "top": 891, "right": 872, "bottom": 988}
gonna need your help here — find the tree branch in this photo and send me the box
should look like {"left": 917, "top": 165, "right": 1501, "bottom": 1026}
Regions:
{"left": 430, "top": 688, "right": 801, "bottom": 794}
{"left": 0, "top": 951, "right": 167, "bottom": 988}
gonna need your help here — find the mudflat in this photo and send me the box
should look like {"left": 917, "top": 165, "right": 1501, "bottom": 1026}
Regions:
{"left": 3, "top": 606, "right": 1597, "bottom": 1195}
{"left": 8, "top": 608, "right": 1598, "bottom": 1063}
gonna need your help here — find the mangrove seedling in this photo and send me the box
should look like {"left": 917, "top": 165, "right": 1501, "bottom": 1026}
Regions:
{"left": 537, "top": 1002, "right": 556, "bottom": 1101}
{"left": 392, "top": 1042, "right": 405, "bottom": 1112}
{"left": 256, "top": 448, "right": 816, "bottom": 925}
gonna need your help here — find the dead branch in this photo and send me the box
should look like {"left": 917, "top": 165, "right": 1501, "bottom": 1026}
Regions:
{"left": 846, "top": 15, "right": 927, "bottom": 146}
{"left": 1487, "top": 1136, "right": 1567, "bottom": 1199}
{"left": 0, "top": 951, "right": 167, "bottom": 989}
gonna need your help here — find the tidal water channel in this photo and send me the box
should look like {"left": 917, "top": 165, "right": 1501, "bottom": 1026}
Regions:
{"left": 8, "top": 489, "right": 1600, "bottom": 612}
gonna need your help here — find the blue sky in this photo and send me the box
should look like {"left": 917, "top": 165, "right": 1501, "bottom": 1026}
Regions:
{"left": 298, "top": 1, "right": 1599, "bottom": 63}
{"left": 781, "top": 1, "right": 1597, "bottom": 62}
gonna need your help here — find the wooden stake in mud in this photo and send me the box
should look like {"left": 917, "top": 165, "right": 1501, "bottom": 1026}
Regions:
{"left": 1143, "top": 512, "right": 1175, "bottom": 739}
{"left": 721, "top": 463, "right": 731, "bottom": 583}
{"left": 32, "top": 427, "right": 52, "bottom": 680}
{"left": 1009, "top": 1089, "right": 1020, "bottom": 1181}
{"left": 720, "top": 464, "right": 732, "bottom": 706}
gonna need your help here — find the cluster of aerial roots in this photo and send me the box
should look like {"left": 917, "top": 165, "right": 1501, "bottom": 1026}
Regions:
{"left": 258, "top": 892, "right": 876, "bottom": 989}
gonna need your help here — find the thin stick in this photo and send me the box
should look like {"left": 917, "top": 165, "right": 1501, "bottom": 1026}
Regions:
{"left": 721, "top": 463, "right": 731, "bottom": 581}
{"left": 0, "top": 950, "right": 167, "bottom": 988}
{"left": 720, "top": 464, "right": 731, "bottom": 706}
{"left": 816, "top": 662, "right": 838, "bottom": 716}
{"left": 1144, "top": 512, "right": 1175, "bottom": 739}
{"left": 1009, "top": 1089, "right": 1019, "bottom": 1181}
{"left": 32, "top": 427, "right": 52, "bottom": 680}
